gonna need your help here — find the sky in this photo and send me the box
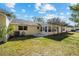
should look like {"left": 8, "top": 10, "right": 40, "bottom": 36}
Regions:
{"left": 0, "top": 3, "right": 77, "bottom": 26}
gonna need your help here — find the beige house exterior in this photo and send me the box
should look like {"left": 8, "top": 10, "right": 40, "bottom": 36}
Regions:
{"left": 9, "top": 19, "right": 69, "bottom": 36}
{"left": 9, "top": 19, "right": 40, "bottom": 36}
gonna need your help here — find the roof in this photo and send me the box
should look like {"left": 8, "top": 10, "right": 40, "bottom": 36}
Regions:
{"left": 10, "top": 19, "right": 39, "bottom": 26}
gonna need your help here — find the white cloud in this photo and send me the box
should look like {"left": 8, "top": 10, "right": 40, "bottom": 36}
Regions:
{"left": 22, "top": 9, "right": 26, "bottom": 13}
{"left": 66, "top": 12, "right": 70, "bottom": 15}
{"left": 44, "top": 14, "right": 58, "bottom": 19}
{"left": 5, "top": 3, "right": 16, "bottom": 8}
{"left": 60, "top": 12, "right": 64, "bottom": 15}
{"left": 11, "top": 9, "right": 16, "bottom": 12}
{"left": 70, "top": 3, "right": 77, "bottom": 6}
{"left": 36, "top": 3, "right": 41, "bottom": 7}
{"left": 38, "top": 11, "right": 46, "bottom": 14}
{"left": 59, "top": 15, "right": 66, "bottom": 19}
{"left": 35, "top": 3, "right": 41, "bottom": 10}
{"left": 44, "top": 14, "right": 67, "bottom": 21}
{"left": 38, "top": 8, "right": 46, "bottom": 13}
{"left": 67, "top": 7, "right": 70, "bottom": 10}
{"left": 44, "top": 4, "right": 56, "bottom": 11}
{"left": 44, "top": 14, "right": 67, "bottom": 22}
{"left": 35, "top": 3, "right": 56, "bottom": 14}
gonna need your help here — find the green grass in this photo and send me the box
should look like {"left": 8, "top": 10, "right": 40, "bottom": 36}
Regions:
{"left": 0, "top": 32, "right": 79, "bottom": 56}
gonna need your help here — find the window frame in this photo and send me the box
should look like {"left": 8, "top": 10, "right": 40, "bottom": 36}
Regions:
{"left": 18, "top": 26, "right": 23, "bottom": 30}
{"left": 48, "top": 26, "right": 51, "bottom": 32}
{"left": 45, "top": 26, "right": 47, "bottom": 32}
{"left": 18, "top": 26, "right": 28, "bottom": 30}
{"left": 24, "top": 26, "right": 27, "bottom": 30}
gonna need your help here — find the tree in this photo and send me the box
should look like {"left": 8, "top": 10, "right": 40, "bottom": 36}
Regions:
{"left": 47, "top": 17, "right": 61, "bottom": 25}
{"left": 0, "top": 26, "right": 6, "bottom": 40}
{"left": 7, "top": 24, "right": 15, "bottom": 35}
{"left": 32, "top": 16, "right": 44, "bottom": 23}
{"left": 69, "top": 3, "right": 79, "bottom": 25}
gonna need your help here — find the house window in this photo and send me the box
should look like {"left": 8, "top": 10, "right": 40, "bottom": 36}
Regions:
{"left": 40, "top": 27, "right": 42, "bottom": 31}
{"left": 18, "top": 26, "right": 28, "bottom": 30}
{"left": 37, "top": 27, "right": 39, "bottom": 29}
{"left": 24, "top": 26, "right": 27, "bottom": 30}
{"left": 45, "top": 26, "right": 47, "bottom": 32}
{"left": 48, "top": 27, "right": 51, "bottom": 32}
{"left": 18, "top": 26, "right": 23, "bottom": 30}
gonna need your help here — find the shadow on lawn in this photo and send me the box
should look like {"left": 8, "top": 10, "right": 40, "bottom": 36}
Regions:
{"left": 8, "top": 35, "right": 37, "bottom": 41}
{"left": 8, "top": 32, "right": 74, "bottom": 41}
{"left": 0, "top": 41, "right": 5, "bottom": 45}
{"left": 44, "top": 32, "right": 74, "bottom": 41}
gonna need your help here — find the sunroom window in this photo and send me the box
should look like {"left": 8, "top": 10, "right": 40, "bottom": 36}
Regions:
{"left": 45, "top": 26, "right": 47, "bottom": 32}
{"left": 48, "top": 27, "right": 51, "bottom": 32}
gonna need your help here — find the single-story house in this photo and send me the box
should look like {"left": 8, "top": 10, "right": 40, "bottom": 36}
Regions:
{"left": 9, "top": 19, "right": 69, "bottom": 36}
{"left": 0, "top": 12, "right": 73, "bottom": 42}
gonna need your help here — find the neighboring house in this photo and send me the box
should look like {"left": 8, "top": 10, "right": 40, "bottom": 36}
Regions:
{"left": 9, "top": 19, "right": 69, "bottom": 36}
{"left": 66, "top": 26, "right": 73, "bottom": 32}
{"left": 0, "top": 13, "right": 11, "bottom": 42}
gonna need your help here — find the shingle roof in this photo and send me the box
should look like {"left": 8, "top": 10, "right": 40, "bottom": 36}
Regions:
{"left": 11, "top": 19, "right": 39, "bottom": 26}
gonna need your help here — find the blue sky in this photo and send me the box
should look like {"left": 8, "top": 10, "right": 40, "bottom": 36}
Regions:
{"left": 0, "top": 3, "right": 76, "bottom": 25}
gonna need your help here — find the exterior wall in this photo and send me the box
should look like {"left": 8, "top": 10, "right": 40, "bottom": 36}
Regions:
{"left": 9, "top": 23, "right": 68, "bottom": 36}
{"left": 73, "top": 26, "right": 79, "bottom": 30}
{"left": 41, "top": 24, "right": 67, "bottom": 35}
{"left": 9, "top": 24, "right": 40, "bottom": 35}
{"left": 41, "top": 24, "right": 59, "bottom": 35}
{"left": 21, "top": 25, "right": 40, "bottom": 35}
{"left": 63, "top": 26, "right": 66, "bottom": 32}
{"left": 0, "top": 14, "right": 6, "bottom": 26}
{"left": 58, "top": 26, "right": 62, "bottom": 33}
{"left": 60, "top": 26, "right": 67, "bottom": 33}
{"left": 0, "top": 14, "right": 6, "bottom": 42}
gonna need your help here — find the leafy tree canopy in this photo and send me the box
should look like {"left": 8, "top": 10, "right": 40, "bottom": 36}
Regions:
{"left": 69, "top": 3, "right": 79, "bottom": 25}
{"left": 32, "top": 16, "right": 44, "bottom": 23}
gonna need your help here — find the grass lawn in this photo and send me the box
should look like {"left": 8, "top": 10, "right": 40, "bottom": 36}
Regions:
{"left": 0, "top": 32, "right": 79, "bottom": 56}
